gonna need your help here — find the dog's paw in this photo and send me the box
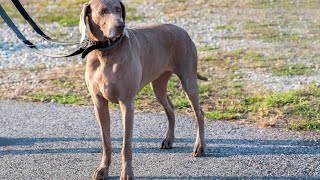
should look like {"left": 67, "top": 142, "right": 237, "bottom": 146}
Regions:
{"left": 161, "top": 137, "right": 174, "bottom": 149}
{"left": 120, "top": 169, "right": 134, "bottom": 180}
{"left": 92, "top": 166, "right": 109, "bottom": 180}
{"left": 192, "top": 143, "right": 206, "bottom": 157}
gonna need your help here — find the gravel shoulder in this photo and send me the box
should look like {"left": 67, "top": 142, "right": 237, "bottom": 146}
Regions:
{"left": 0, "top": 100, "right": 319, "bottom": 179}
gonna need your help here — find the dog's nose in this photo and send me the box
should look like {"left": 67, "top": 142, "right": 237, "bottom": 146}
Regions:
{"left": 116, "top": 21, "right": 125, "bottom": 31}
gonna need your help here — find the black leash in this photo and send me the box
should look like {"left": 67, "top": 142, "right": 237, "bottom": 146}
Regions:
{"left": 11, "top": 0, "right": 78, "bottom": 45}
{"left": 0, "top": 4, "right": 86, "bottom": 58}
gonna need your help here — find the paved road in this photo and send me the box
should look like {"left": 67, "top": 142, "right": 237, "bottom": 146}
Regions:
{"left": 0, "top": 100, "right": 319, "bottom": 179}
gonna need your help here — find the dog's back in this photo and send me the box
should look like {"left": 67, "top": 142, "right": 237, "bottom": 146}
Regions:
{"left": 128, "top": 23, "right": 198, "bottom": 87}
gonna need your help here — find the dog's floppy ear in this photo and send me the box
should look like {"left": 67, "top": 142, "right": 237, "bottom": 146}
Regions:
{"left": 119, "top": 0, "right": 126, "bottom": 24}
{"left": 79, "top": 2, "right": 91, "bottom": 44}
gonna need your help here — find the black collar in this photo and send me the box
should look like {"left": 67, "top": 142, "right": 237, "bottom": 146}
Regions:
{"left": 81, "top": 35, "right": 124, "bottom": 58}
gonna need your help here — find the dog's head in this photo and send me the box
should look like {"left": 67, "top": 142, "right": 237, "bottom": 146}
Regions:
{"left": 79, "top": 0, "right": 126, "bottom": 43}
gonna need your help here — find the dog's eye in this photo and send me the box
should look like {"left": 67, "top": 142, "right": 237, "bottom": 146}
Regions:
{"left": 116, "top": 6, "right": 121, "bottom": 12}
{"left": 100, "top": 9, "right": 108, "bottom": 14}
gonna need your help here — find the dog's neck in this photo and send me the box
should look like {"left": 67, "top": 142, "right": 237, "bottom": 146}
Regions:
{"left": 89, "top": 35, "right": 123, "bottom": 45}
{"left": 81, "top": 35, "right": 125, "bottom": 58}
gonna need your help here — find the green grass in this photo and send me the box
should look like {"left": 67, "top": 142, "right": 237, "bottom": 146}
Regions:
{"left": 198, "top": 46, "right": 217, "bottom": 52}
{"left": 135, "top": 84, "right": 156, "bottom": 108}
{"left": 55, "top": 79, "right": 75, "bottom": 89}
{"left": 243, "top": 51, "right": 266, "bottom": 61}
{"left": 246, "top": 91, "right": 299, "bottom": 112}
{"left": 262, "top": 31, "right": 301, "bottom": 43}
{"left": 200, "top": 55, "right": 218, "bottom": 61}
{"left": 272, "top": 64, "right": 314, "bottom": 76}
{"left": 242, "top": 20, "right": 302, "bottom": 43}
{"left": 245, "top": 83, "right": 320, "bottom": 130}
{"left": 58, "top": 17, "right": 80, "bottom": 27}
{"left": 24, "top": 65, "right": 47, "bottom": 72}
{"left": 244, "top": 20, "right": 278, "bottom": 30}
{"left": 37, "top": 7, "right": 80, "bottom": 27}
{"left": 28, "top": 93, "right": 84, "bottom": 104}
{"left": 269, "top": 56, "right": 288, "bottom": 61}
{"left": 126, "top": 7, "right": 147, "bottom": 21}
{"left": 287, "top": 102, "right": 319, "bottom": 119}
{"left": 231, "top": 49, "right": 245, "bottom": 55}
{"left": 215, "top": 25, "right": 234, "bottom": 30}
{"left": 287, "top": 120, "right": 320, "bottom": 131}
{"left": 199, "top": 83, "right": 209, "bottom": 94}
{"left": 173, "top": 98, "right": 190, "bottom": 108}
{"left": 204, "top": 78, "right": 320, "bottom": 131}
{"left": 205, "top": 111, "right": 243, "bottom": 121}
{"left": 248, "top": 0, "right": 320, "bottom": 9}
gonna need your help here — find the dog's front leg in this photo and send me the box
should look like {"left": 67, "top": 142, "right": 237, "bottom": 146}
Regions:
{"left": 119, "top": 100, "right": 134, "bottom": 180}
{"left": 92, "top": 95, "right": 112, "bottom": 180}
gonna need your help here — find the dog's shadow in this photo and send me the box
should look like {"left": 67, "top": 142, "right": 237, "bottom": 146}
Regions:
{"left": 0, "top": 137, "right": 319, "bottom": 157}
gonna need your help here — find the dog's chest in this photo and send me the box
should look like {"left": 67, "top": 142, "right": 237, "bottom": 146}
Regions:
{"left": 87, "top": 61, "right": 136, "bottom": 103}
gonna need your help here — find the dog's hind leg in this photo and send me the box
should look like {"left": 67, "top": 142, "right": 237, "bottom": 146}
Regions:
{"left": 179, "top": 74, "right": 206, "bottom": 157}
{"left": 151, "top": 71, "right": 175, "bottom": 149}
{"left": 92, "top": 95, "right": 112, "bottom": 180}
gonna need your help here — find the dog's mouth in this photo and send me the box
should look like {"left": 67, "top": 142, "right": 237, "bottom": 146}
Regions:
{"left": 110, "top": 34, "right": 122, "bottom": 42}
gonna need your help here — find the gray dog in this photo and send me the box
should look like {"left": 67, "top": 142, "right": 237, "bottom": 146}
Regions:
{"left": 79, "top": 0, "right": 206, "bottom": 179}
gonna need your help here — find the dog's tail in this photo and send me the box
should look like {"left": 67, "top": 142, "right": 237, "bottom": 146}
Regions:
{"left": 197, "top": 73, "right": 208, "bottom": 81}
